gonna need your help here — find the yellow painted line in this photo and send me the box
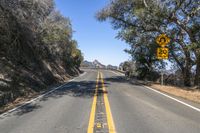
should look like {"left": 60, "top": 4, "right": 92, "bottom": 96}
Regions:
{"left": 96, "top": 123, "right": 102, "bottom": 128}
{"left": 87, "top": 71, "right": 99, "bottom": 133}
{"left": 100, "top": 72, "right": 116, "bottom": 133}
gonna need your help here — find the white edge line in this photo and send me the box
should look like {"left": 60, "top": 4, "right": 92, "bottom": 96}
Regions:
{"left": 111, "top": 70, "right": 200, "bottom": 113}
{"left": 111, "top": 71, "right": 124, "bottom": 76}
{"left": 0, "top": 72, "right": 87, "bottom": 117}
{"left": 143, "top": 85, "right": 200, "bottom": 113}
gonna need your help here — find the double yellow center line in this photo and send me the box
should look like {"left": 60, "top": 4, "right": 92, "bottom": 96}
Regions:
{"left": 87, "top": 71, "right": 116, "bottom": 133}
{"left": 87, "top": 72, "right": 99, "bottom": 133}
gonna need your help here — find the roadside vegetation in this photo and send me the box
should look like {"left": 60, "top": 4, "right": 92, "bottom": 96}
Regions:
{"left": 151, "top": 84, "right": 200, "bottom": 104}
{"left": 97, "top": 0, "right": 200, "bottom": 89}
{"left": 0, "top": 0, "right": 83, "bottom": 109}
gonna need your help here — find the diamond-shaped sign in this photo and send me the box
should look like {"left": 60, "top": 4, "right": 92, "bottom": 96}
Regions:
{"left": 156, "top": 34, "right": 170, "bottom": 47}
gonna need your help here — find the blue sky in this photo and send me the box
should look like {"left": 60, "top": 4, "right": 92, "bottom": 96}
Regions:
{"left": 55, "top": 0, "right": 130, "bottom": 66}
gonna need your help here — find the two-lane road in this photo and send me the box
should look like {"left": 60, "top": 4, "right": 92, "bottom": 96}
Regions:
{"left": 0, "top": 69, "right": 200, "bottom": 133}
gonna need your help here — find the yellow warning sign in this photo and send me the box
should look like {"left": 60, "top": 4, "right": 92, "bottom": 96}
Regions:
{"left": 156, "top": 34, "right": 170, "bottom": 47}
{"left": 157, "top": 48, "right": 169, "bottom": 59}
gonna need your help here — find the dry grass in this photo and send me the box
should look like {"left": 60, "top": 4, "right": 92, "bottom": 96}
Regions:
{"left": 150, "top": 84, "right": 200, "bottom": 104}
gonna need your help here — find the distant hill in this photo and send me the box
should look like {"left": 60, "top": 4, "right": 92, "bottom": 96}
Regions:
{"left": 93, "top": 60, "right": 106, "bottom": 68}
{"left": 81, "top": 60, "right": 106, "bottom": 68}
{"left": 107, "top": 64, "right": 118, "bottom": 70}
{"left": 81, "top": 61, "right": 95, "bottom": 68}
{"left": 81, "top": 60, "right": 118, "bottom": 70}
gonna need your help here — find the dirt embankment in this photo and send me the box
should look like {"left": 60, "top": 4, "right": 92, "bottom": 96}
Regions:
{"left": 0, "top": 58, "right": 81, "bottom": 114}
{"left": 0, "top": 0, "right": 83, "bottom": 114}
{"left": 132, "top": 79, "right": 200, "bottom": 104}
{"left": 150, "top": 84, "right": 200, "bottom": 104}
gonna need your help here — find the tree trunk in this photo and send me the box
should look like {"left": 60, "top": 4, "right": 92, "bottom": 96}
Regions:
{"left": 183, "top": 52, "right": 192, "bottom": 87}
{"left": 183, "top": 68, "right": 191, "bottom": 87}
{"left": 195, "top": 55, "right": 200, "bottom": 89}
{"left": 171, "top": 51, "right": 192, "bottom": 87}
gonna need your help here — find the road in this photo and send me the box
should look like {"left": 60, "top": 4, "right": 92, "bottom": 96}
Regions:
{"left": 0, "top": 69, "right": 200, "bottom": 133}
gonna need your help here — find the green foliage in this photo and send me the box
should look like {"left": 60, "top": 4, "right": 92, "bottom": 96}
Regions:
{"left": 121, "top": 61, "right": 137, "bottom": 78}
{"left": 97, "top": 0, "right": 200, "bottom": 86}
{"left": 38, "top": 10, "right": 83, "bottom": 69}
{"left": 0, "top": 0, "right": 83, "bottom": 70}
{"left": 0, "top": 0, "right": 83, "bottom": 105}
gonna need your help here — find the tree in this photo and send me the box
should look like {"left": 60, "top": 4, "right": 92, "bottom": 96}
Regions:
{"left": 121, "top": 61, "right": 136, "bottom": 78}
{"left": 0, "top": 0, "right": 83, "bottom": 105}
{"left": 97, "top": 0, "right": 200, "bottom": 87}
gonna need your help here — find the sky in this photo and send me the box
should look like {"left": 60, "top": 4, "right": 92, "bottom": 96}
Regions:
{"left": 55, "top": 0, "right": 130, "bottom": 66}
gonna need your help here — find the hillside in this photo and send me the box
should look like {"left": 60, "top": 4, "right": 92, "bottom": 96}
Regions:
{"left": 0, "top": 0, "right": 83, "bottom": 108}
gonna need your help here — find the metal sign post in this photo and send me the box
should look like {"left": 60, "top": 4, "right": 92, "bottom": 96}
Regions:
{"left": 156, "top": 34, "right": 170, "bottom": 85}
{"left": 161, "top": 68, "right": 164, "bottom": 86}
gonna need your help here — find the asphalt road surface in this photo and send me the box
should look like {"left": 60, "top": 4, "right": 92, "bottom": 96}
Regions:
{"left": 0, "top": 69, "right": 200, "bottom": 133}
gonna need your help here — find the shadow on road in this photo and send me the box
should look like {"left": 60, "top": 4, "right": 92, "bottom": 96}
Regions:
{"left": 1, "top": 80, "right": 110, "bottom": 117}
{"left": 15, "top": 104, "right": 42, "bottom": 116}
{"left": 104, "top": 76, "right": 128, "bottom": 83}
{"left": 104, "top": 76, "right": 142, "bottom": 86}
{"left": 41, "top": 80, "right": 109, "bottom": 100}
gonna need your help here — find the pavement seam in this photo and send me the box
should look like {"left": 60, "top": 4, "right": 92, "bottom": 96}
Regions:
{"left": 100, "top": 72, "right": 116, "bottom": 133}
{"left": 87, "top": 71, "right": 99, "bottom": 133}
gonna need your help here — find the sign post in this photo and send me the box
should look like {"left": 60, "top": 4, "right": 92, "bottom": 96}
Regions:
{"left": 161, "top": 70, "right": 164, "bottom": 86}
{"left": 156, "top": 34, "right": 170, "bottom": 85}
